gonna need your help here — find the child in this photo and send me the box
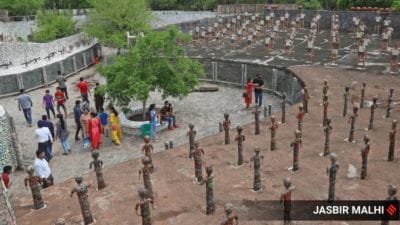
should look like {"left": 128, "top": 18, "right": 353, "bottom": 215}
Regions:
{"left": 43, "top": 90, "right": 56, "bottom": 119}
{"left": 1, "top": 166, "right": 12, "bottom": 188}
{"left": 99, "top": 108, "right": 109, "bottom": 137}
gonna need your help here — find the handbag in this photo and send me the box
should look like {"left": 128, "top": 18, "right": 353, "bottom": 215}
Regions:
{"left": 83, "top": 137, "right": 91, "bottom": 150}
{"left": 242, "top": 91, "right": 248, "bottom": 98}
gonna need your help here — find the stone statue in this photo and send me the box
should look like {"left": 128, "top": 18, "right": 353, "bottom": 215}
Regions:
{"left": 360, "top": 135, "right": 370, "bottom": 179}
{"left": 343, "top": 86, "right": 349, "bottom": 117}
{"left": 220, "top": 203, "right": 239, "bottom": 225}
{"left": 290, "top": 130, "right": 302, "bottom": 171}
{"left": 250, "top": 147, "right": 264, "bottom": 191}
{"left": 24, "top": 166, "right": 45, "bottom": 210}
{"left": 281, "top": 93, "right": 287, "bottom": 124}
{"left": 297, "top": 104, "right": 305, "bottom": 132}
{"left": 347, "top": 106, "right": 358, "bottom": 143}
{"left": 70, "top": 176, "right": 94, "bottom": 225}
{"left": 135, "top": 187, "right": 155, "bottom": 225}
{"left": 360, "top": 82, "right": 367, "bottom": 108}
{"left": 270, "top": 116, "right": 279, "bottom": 151}
{"left": 234, "top": 126, "right": 245, "bottom": 166}
{"left": 139, "top": 156, "right": 154, "bottom": 199}
{"left": 322, "top": 95, "right": 328, "bottom": 126}
{"left": 186, "top": 123, "right": 197, "bottom": 159}
{"left": 327, "top": 153, "right": 339, "bottom": 202}
{"left": 323, "top": 119, "right": 333, "bottom": 156}
{"left": 388, "top": 120, "right": 397, "bottom": 161}
{"left": 385, "top": 88, "right": 394, "bottom": 118}
{"left": 280, "top": 178, "right": 294, "bottom": 225}
{"left": 381, "top": 185, "right": 398, "bottom": 225}
{"left": 302, "top": 87, "right": 310, "bottom": 114}
{"left": 223, "top": 113, "right": 231, "bottom": 144}
{"left": 255, "top": 105, "right": 260, "bottom": 135}
{"left": 193, "top": 141, "right": 205, "bottom": 183}
{"left": 199, "top": 166, "right": 215, "bottom": 215}
{"left": 142, "top": 136, "right": 154, "bottom": 163}
{"left": 89, "top": 151, "right": 106, "bottom": 190}
{"left": 368, "top": 97, "right": 378, "bottom": 130}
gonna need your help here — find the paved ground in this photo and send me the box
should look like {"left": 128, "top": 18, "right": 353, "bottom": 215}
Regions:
{"left": 3, "top": 67, "right": 281, "bottom": 198}
{"left": 13, "top": 65, "right": 400, "bottom": 225}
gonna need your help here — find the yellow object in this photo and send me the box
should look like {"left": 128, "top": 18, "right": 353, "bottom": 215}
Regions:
{"left": 109, "top": 113, "right": 123, "bottom": 144}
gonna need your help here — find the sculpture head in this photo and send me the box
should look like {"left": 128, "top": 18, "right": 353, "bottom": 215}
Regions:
{"left": 282, "top": 93, "right": 287, "bottom": 99}
{"left": 224, "top": 113, "right": 230, "bottom": 120}
{"left": 363, "top": 134, "right": 370, "bottom": 144}
{"left": 294, "top": 129, "right": 301, "bottom": 138}
{"left": 224, "top": 203, "right": 234, "bottom": 214}
{"left": 236, "top": 126, "right": 243, "bottom": 133}
{"left": 392, "top": 120, "right": 397, "bottom": 130}
{"left": 345, "top": 86, "right": 349, "bottom": 92}
{"left": 388, "top": 184, "right": 397, "bottom": 197}
{"left": 91, "top": 151, "right": 99, "bottom": 160}
{"left": 271, "top": 115, "right": 276, "bottom": 123}
{"left": 362, "top": 82, "right": 367, "bottom": 87}
{"left": 254, "top": 146, "right": 261, "bottom": 155}
{"left": 188, "top": 123, "right": 195, "bottom": 130}
{"left": 389, "top": 88, "right": 394, "bottom": 95}
{"left": 298, "top": 104, "right": 303, "bottom": 111}
{"left": 26, "top": 165, "right": 34, "bottom": 176}
{"left": 283, "top": 177, "right": 291, "bottom": 189}
{"left": 372, "top": 96, "right": 378, "bottom": 104}
{"left": 206, "top": 166, "right": 213, "bottom": 176}
{"left": 75, "top": 176, "right": 83, "bottom": 184}
{"left": 330, "top": 153, "right": 337, "bottom": 164}
{"left": 143, "top": 135, "right": 150, "bottom": 143}
{"left": 142, "top": 156, "right": 151, "bottom": 165}
{"left": 138, "top": 187, "right": 149, "bottom": 199}
{"left": 353, "top": 106, "right": 359, "bottom": 114}
{"left": 194, "top": 141, "right": 199, "bottom": 148}
{"left": 326, "top": 118, "right": 331, "bottom": 126}
{"left": 323, "top": 80, "right": 328, "bottom": 85}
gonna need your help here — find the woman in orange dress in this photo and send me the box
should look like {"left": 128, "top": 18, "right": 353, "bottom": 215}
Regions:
{"left": 88, "top": 112, "right": 102, "bottom": 150}
{"left": 245, "top": 78, "right": 254, "bottom": 109}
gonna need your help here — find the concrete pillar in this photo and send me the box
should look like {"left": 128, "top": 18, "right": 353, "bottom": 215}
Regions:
{"left": 16, "top": 74, "right": 24, "bottom": 90}
{"left": 8, "top": 116, "right": 23, "bottom": 170}
{"left": 42, "top": 67, "right": 48, "bottom": 87}
{"left": 90, "top": 48, "right": 95, "bottom": 65}
{"left": 72, "top": 55, "right": 77, "bottom": 72}
{"left": 82, "top": 52, "right": 87, "bottom": 68}
{"left": 241, "top": 63, "right": 247, "bottom": 87}
{"left": 59, "top": 61, "right": 65, "bottom": 75}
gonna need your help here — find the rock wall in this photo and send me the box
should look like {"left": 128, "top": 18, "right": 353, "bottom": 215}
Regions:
{"left": 0, "top": 178, "right": 16, "bottom": 225}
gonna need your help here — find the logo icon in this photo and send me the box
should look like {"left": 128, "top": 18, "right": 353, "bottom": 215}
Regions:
{"left": 386, "top": 204, "right": 397, "bottom": 216}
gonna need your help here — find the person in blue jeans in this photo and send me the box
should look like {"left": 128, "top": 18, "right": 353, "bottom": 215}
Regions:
{"left": 253, "top": 74, "right": 264, "bottom": 107}
{"left": 160, "top": 101, "right": 178, "bottom": 131}
{"left": 148, "top": 104, "right": 158, "bottom": 142}
{"left": 98, "top": 108, "right": 109, "bottom": 137}
{"left": 17, "top": 89, "right": 33, "bottom": 126}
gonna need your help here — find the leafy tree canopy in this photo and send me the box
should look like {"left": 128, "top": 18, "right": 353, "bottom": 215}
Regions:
{"left": 32, "top": 11, "right": 76, "bottom": 42}
{"left": 0, "top": 0, "right": 44, "bottom": 16}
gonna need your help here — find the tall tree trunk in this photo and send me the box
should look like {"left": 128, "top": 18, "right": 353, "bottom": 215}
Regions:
{"left": 142, "top": 99, "right": 147, "bottom": 121}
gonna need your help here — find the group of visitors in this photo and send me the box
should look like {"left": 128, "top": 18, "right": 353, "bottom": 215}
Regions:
{"left": 148, "top": 101, "right": 179, "bottom": 142}
{"left": 243, "top": 73, "right": 264, "bottom": 109}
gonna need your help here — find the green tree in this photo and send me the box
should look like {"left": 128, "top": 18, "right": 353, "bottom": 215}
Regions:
{"left": 32, "top": 11, "right": 75, "bottom": 42}
{"left": 99, "top": 26, "right": 204, "bottom": 119}
{"left": 84, "top": 0, "right": 151, "bottom": 49}
{"left": 0, "top": 0, "right": 44, "bottom": 16}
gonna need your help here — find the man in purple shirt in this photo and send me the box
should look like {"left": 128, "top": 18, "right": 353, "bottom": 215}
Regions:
{"left": 42, "top": 90, "right": 56, "bottom": 119}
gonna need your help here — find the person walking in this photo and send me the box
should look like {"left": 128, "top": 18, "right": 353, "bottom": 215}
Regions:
{"left": 99, "top": 108, "right": 109, "bottom": 137}
{"left": 73, "top": 100, "right": 83, "bottom": 141}
{"left": 245, "top": 78, "right": 254, "bottom": 109}
{"left": 88, "top": 112, "right": 101, "bottom": 150}
{"left": 109, "top": 106, "right": 122, "bottom": 145}
{"left": 42, "top": 90, "right": 56, "bottom": 119}
{"left": 34, "top": 149, "right": 54, "bottom": 189}
{"left": 1, "top": 166, "right": 12, "bottom": 189}
{"left": 56, "top": 114, "right": 70, "bottom": 155}
{"left": 80, "top": 108, "right": 91, "bottom": 139}
{"left": 94, "top": 83, "right": 105, "bottom": 112}
{"left": 148, "top": 104, "right": 159, "bottom": 142}
{"left": 17, "top": 89, "right": 33, "bottom": 127}
{"left": 34, "top": 122, "right": 53, "bottom": 162}
{"left": 253, "top": 74, "right": 264, "bottom": 107}
{"left": 76, "top": 77, "right": 91, "bottom": 103}
{"left": 38, "top": 115, "right": 55, "bottom": 160}
{"left": 55, "top": 71, "right": 68, "bottom": 100}
{"left": 55, "top": 87, "right": 67, "bottom": 118}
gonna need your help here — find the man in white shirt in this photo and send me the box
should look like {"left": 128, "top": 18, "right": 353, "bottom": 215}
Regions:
{"left": 34, "top": 149, "right": 54, "bottom": 188}
{"left": 35, "top": 122, "right": 53, "bottom": 162}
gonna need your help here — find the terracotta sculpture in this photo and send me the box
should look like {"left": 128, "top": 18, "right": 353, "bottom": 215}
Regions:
{"left": 220, "top": 203, "right": 239, "bottom": 225}
{"left": 327, "top": 153, "right": 339, "bottom": 202}
{"left": 223, "top": 113, "right": 231, "bottom": 144}
{"left": 280, "top": 178, "right": 294, "bottom": 225}
{"left": 186, "top": 123, "right": 197, "bottom": 158}
{"left": 250, "top": 147, "right": 264, "bottom": 191}
{"left": 360, "top": 82, "right": 367, "bottom": 108}
{"left": 281, "top": 93, "right": 287, "bottom": 124}
{"left": 368, "top": 97, "right": 378, "bottom": 130}
{"left": 385, "top": 88, "right": 394, "bottom": 118}
{"left": 360, "top": 135, "right": 370, "bottom": 179}
{"left": 193, "top": 141, "right": 205, "bottom": 182}
{"left": 89, "top": 151, "right": 106, "bottom": 190}
{"left": 139, "top": 156, "right": 154, "bottom": 199}
{"left": 297, "top": 104, "right": 305, "bottom": 132}
{"left": 343, "top": 86, "right": 349, "bottom": 117}
{"left": 322, "top": 95, "right": 328, "bottom": 126}
{"left": 302, "top": 87, "right": 310, "bottom": 113}
{"left": 322, "top": 80, "right": 329, "bottom": 101}
{"left": 142, "top": 136, "right": 154, "bottom": 163}
{"left": 24, "top": 166, "right": 45, "bottom": 210}
{"left": 135, "top": 187, "right": 155, "bottom": 225}
{"left": 255, "top": 105, "right": 260, "bottom": 135}
{"left": 234, "top": 126, "right": 245, "bottom": 166}
{"left": 381, "top": 185, "right": 398, "bottom": 225}
{"left": 290, "top": 130, "right": 302, "bottom": 171}
{"left": 323, "top": 119, "right": 332, "bottom": 156}
{"left": 388, "top": 120, "right": 397, "bottom": 161}
{"left": 70, "top": 176, "right": 94, "bottom": 225}
{"left": 270, "top": 116, "right": 279, "bottom": 151}
{"left": 348, "top": 106, "right": 358, "bottom": 143}
{"left": 199, "top": 166, "right": 215, "bottom": 215}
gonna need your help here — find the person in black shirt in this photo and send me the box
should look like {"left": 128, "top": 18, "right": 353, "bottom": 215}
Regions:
{"left": 253, "top": 74, "right": 264, "bottom": 106}
{"left": 160, "top": 101, "right": 178, "bottom": 131}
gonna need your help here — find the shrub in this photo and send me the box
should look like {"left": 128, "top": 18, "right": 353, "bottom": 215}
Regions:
{"left": 0, "top": 0, "right": 44, "bottom": 16}
{"left": 32, "top": 11, "right": 76, "bottom": 42}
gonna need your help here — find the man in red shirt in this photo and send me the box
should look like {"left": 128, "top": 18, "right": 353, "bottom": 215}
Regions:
{"left": 1, "top": 166, "right": 12, "bottom": 188}
{"left": 76, "top": 77, "right": 91, "bottom": 103}
{"left": 55, "top": 87, "right": 67, "bottom": 118}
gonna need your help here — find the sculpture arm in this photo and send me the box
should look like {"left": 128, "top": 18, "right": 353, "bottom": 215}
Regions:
{"left": 24, "top": 178, "right": 28, "bottom": 189}
{"left": 138, "top": 170, "right": 142, "bottom": 181}
{"left": 70, "top": 189, "right": 76, "bottom": 197}
{"left": 135, "top": 203, "right": 141, "bottom": 216}
{"left": 89, "top": 162, "right": 93, "bottom": 169}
